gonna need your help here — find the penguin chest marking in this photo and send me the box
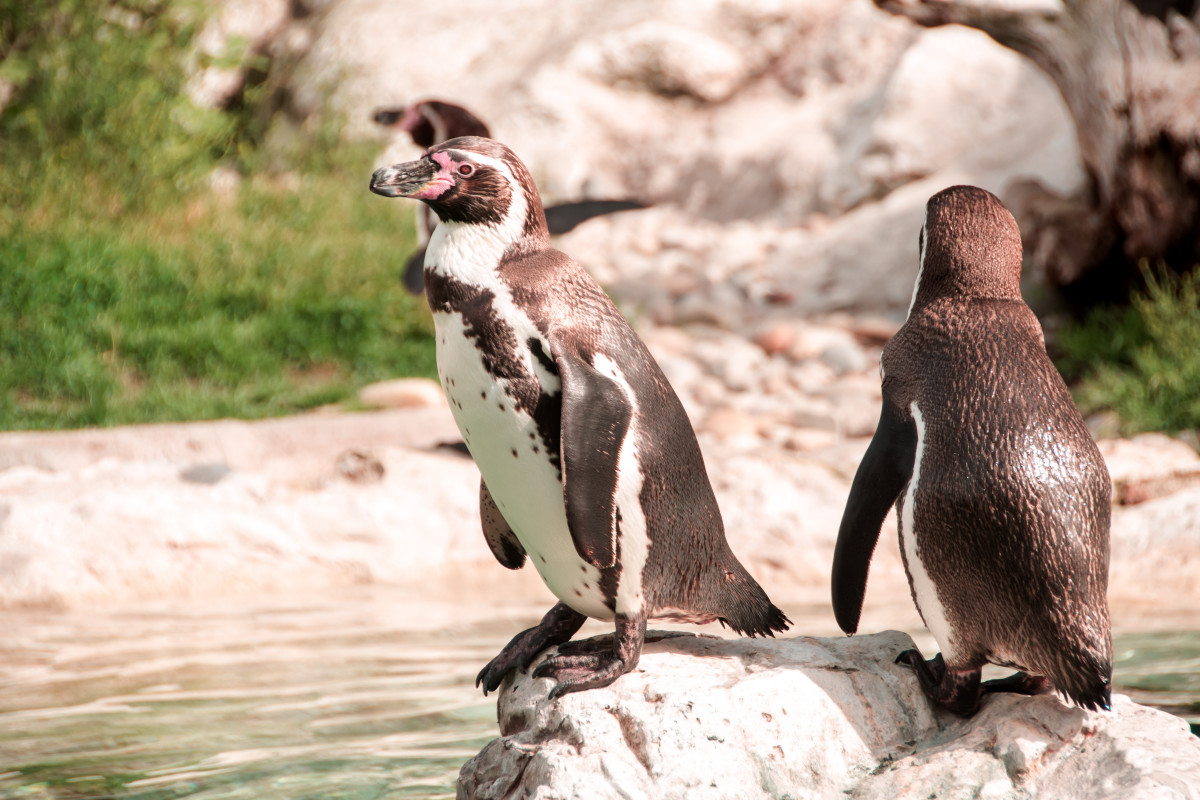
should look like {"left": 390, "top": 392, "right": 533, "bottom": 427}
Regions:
{"left": 432, "top": 306, "right": 611, "bottom": 621}
{"left": 900, "top": 400, "right": 958, "bottom": 661}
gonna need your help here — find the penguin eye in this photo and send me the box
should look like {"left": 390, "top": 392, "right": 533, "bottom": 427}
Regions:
{"left": 457, "top": 163, "right": 475, "bottom": 177}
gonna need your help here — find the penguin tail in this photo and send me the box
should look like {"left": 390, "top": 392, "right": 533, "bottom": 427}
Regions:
{"left": 1047, "top": 637, "right": 1113, "bottom": 712}
{"left": 712, "top": 561, "right": 792, "bottom": 638}
{"left": 1067, "top": 679, "right": 1112, "bottom": 713}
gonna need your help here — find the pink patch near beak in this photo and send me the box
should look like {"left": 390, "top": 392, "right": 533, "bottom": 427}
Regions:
{"left": 412, "top": 151, "right": 456, "bottom": 200}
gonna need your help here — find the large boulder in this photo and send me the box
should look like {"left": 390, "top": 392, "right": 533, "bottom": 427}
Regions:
{"left": 459, "top": 630, "right": 1200, "bottom": 800}
{"left": 278, "top": 0, "right": 1082, "bottom": 317}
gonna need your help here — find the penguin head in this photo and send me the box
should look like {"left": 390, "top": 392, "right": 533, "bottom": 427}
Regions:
{"left": 372, "top": 99, "right": 491, "bottom": 148}
{"left": 908, "top": 185, "right": 1024, "bottom": 315}
{"left": 370, "top": 136, "right": 550, "bottom": 241}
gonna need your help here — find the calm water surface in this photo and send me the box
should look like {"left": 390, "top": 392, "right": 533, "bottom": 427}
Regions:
{"left": 1, "top": 589, "right": 1196, "bottom": 799}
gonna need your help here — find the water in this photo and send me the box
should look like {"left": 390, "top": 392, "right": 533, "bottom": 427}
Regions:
{"left": 1, "top": 590, "right": 1196, "bottom": 799}
{"left": 0, "top": 593, "right": 509, "bottom": 800}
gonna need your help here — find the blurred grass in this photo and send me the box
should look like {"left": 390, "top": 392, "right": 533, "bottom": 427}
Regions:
{"left": 1056, "top": 263, "right": 1200, "bottom": 435}
{"left": 0, "top": 0, "right": 432, "bottom": 430}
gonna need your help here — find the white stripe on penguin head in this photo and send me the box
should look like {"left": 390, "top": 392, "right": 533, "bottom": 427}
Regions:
{"left": 426, "top": 151, "right": 530, "bottom": 288}
{"left": 906, "top": 206, "right": 930, "bottom": 320}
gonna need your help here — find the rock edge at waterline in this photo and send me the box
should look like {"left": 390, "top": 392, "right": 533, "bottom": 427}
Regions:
{"left": 458, "top": 629, "right": 1200, "bottom": 800}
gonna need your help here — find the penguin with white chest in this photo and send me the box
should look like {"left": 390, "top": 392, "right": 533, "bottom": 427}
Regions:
{"left": 370, "top": 137, "right": 789, "bottom": 697}
{"left": 832, "top": 185, "right": 1113, "bottom": 716}
{"left": 372, "top": 99, "right": 647, "bottom": 295}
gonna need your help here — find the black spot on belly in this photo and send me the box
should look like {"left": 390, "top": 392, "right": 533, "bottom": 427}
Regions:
{"left": 574, "top": 589, "right": 582, "bottom": 597}
{"left": 511, "top": 448, "right": 518, "bottom": 458}
{"left": 480, "top": 391, "right": 486, "bottom": 400}
{"left": 498, "top": 403, "right": 505, "bottom": 411}
{"left": 540, "top": 555, "right": 547, "bottom": 564}
{"left": 532, "top": 446, "right": 539, "bottom": 454}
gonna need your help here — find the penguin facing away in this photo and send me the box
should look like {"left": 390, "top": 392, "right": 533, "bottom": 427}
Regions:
{"left": 831, "top": 185, "right": 1113, "bottom": 717}
{"left": 372, "top": 99, "right": 647, "bottom": 295}
{"left": 369, "top": 136, "right": 789, "bottom": 697}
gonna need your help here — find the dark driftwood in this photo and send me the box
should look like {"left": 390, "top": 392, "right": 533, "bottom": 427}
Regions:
{"left": 875, "top": 0, "right": 1200, "bottom": 300}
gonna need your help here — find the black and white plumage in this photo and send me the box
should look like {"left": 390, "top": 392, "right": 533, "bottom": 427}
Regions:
{"left": 832, "top": 185, "right": 1113, "bottom": 717}
{"left": 369, "top": 137, "right": 788, "bottom": 697}
{"left": 372, "top": 100, "right": 647, "bottom": 295}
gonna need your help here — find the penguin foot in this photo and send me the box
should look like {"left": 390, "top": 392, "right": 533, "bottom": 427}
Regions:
{"left": 550, "top": 634, "right": 615, "bottom": 658}
{"left": 533, "top": 615, "right": 646, "bottom": 699}
{"left": 895, "top": 649, "right": 983, "bottom": 717}
{"left": 475, "top": 602, "right": 586, "bottom": 695}
{"left": 983, "top": 671, "right": 1054, "bottom": 696}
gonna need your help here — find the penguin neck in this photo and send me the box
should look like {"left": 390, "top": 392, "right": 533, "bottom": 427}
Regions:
{"left": 425, "top": 188, "right": 551, "bottom": 284}
{"left": 909, "top": 280, "right": 1024, "bottom": 318}
{"left": 907, "top": 259, "right": 1024, "bottom": 319}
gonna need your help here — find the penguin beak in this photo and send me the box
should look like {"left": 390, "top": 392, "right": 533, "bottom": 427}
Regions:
{"left": 369, "top": 157, "right": 451, "bottom": 200}
{"left": 372, "top": 107, "right": 403, "bottom": 126}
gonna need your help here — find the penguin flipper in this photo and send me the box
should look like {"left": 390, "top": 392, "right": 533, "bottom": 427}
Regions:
{"left": 832, "top": 398, "right": 917, "bottom": 634}
{"left": 555, "top": 351, "right": 633, "bottom": 571}
{"left": 480, "top": 478, "right": 526, "bottom": 570}
{"left": 544, "top": 200, "right": 649, "bottom": 236}
{"left": 402, "top": 247, "right": 427, "bottom": 295}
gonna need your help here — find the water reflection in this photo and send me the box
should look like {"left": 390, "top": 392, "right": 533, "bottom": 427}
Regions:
{"left": 0, "top": 593, "right": 508, "bottom": 800}
{"left": 0, "top": 589, "right": 1196, "bottom": 798}
{"left": 1114, "top": 631, "right": 1200, "bottom": 735}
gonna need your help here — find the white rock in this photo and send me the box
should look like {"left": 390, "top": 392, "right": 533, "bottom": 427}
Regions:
{"left": 0, "top": 410, "right": 510, "bottom": 609}
{"left": 358, "top": 377, "right": 448, "bottom": 409}
{"left": 571, "top": 21, "right": 750, "bottom": 103}
{"left": 1099, "top": 433, "right": 1200, "bottom": 486}
{"left": 458, "top": 630, "right": 1200, "bottom": 799}
{"left": 285, "top": 0, "right": 1082, "bottom": 316}
{"left": 820, "top": 25, "right": 1083, "bottom": 212}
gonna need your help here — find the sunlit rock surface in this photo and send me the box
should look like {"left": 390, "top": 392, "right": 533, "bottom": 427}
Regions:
{"left": 458, "top": 630, "right": 1200, "bottom": 800}
{"left": 2, "top": 403, "right": 1199, "bottom": 629}
{"left": 189, "top": 0, "right": 1084, "bottom": 318}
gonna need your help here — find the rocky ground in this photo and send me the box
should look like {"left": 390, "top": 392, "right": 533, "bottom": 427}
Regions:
{"left": 3, "top": 312, "right": 1199, "bottom": 638}
{"left": 459, "top": 630, "right": 1200, "bottom": 800}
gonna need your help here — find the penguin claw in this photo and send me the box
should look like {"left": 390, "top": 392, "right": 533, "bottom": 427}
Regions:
{"left": 534, "top": 652, "right": 636, "bottom": 699}
{"left": 896, "top": 649, "right": 981, "bottom": 717}
{"left": 534, "top": 652, "right": 605, "bottom": 674}
{"left": 550, "top": 635, "right": 614, "bottom": 658}
{"left": 475, "top": 602, "right": 589, "bottom": 696}
{"left": 475, "top": 660, "right": 513, "bottom": 696}
{"left": 532, "top": 617, "right": 645, "bottom": 698}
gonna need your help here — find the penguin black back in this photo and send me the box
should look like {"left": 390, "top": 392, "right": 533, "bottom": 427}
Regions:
{"left": 833, "top": 185, "right": 1112, "bottom": 715}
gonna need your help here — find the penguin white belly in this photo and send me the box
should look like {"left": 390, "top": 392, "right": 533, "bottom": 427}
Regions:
{"left": 433, "top": 310, "right": 612, "bottom": 621}
{"left": 902, "top": 401, "right": 958, "bottom": 661}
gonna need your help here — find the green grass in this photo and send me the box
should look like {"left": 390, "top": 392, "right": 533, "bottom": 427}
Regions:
{"left": 1056, "top": 263, "right": 1200, "bottom": 435}
{"left": 0, "top": 1, "right": 433, "bottom": 430}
